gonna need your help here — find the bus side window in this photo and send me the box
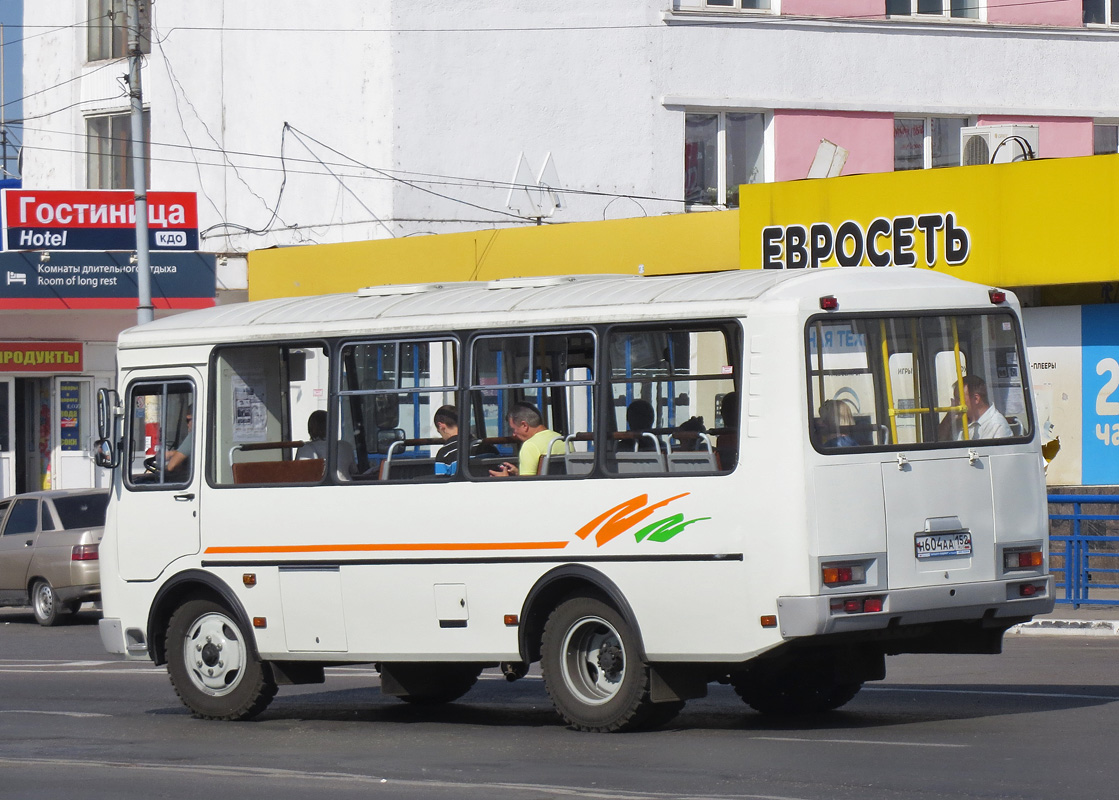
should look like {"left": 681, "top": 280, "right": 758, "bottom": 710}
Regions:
{"left": 338, "top": 338, "right": 459, "bottom": 483}
{"left": 605, "top": 325, "right": 737, "bottom": 475}
{"left": 465, "top": 330, "right": 595, "bottom": 479}
{"left": 212, "top": 343, "right": 331, "bottom": 486}
{"left": 125, "top": 380, "right": 195, "bottom": 489}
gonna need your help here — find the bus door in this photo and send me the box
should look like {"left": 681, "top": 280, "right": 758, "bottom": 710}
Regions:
{"left": 0, "top": 378, "right": 13, "bottom": 498}
{"left": 116, "top": 373, "right": 201, "bottom": 581}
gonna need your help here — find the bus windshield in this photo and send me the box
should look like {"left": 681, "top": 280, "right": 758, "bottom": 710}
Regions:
{"left": 807, "top": 311, "right": 1030, "bottom": 450}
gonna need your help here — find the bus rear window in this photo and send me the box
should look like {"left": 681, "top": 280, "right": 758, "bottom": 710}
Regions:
{"left": 807, "top": 312, "right": 1030, "bottom": 450}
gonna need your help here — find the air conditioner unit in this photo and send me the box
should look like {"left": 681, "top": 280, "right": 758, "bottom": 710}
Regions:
{"left": 960, "top": 125, "right": 1039, "bottom": 166}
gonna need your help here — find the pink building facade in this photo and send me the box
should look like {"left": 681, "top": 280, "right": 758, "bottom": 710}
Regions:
{"left": 675, "top": 0, "right": 1117, "bottom": 205}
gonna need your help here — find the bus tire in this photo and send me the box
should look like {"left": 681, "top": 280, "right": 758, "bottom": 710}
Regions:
{"left": 166, "top": 599, "right": 277, "bottom": 721}
{"left": 541, "top": 594, "right": 659, "bottom": 732}
{"left": 31, "top": 579, "right": 62, "bottom": 627}
{"left": 732, "top": 670, "right": 863, "bottom": 716}
{"left": 388, "top": 663, "right": 483, "bottom": 705}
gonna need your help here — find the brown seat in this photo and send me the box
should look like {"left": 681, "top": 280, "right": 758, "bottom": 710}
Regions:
{"left": 232, "top": 458, "right": 324, "bottom": 485}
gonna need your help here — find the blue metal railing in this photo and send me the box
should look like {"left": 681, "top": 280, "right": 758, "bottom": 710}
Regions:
{"left": 1048, "top": 494, "right": 1119, "bottom": 608}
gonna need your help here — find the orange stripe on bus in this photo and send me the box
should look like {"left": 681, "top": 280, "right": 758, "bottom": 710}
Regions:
{"left": 204, "top": 541, "right": 571, "bottom": 555}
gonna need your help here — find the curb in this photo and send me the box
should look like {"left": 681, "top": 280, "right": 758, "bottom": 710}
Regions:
{"left": 1007, "top": 619, "right": 1119, "bottom": 636}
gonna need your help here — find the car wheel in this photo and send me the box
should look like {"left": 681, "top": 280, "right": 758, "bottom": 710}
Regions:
{"left": 541, "top": 594, "right": 664, "bottom": 732}
{"left": 165, "top": 599, "right": 277, "bottom": 720}
{"left": 31, "top": 579, "right": 62, "bottom": 627}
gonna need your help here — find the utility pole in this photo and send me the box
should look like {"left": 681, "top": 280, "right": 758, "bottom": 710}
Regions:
{"left": 126, "top": 0, "right": 153, "bottom": 325}
{"left": 2, "top": 22, "right": 8, "bottom": 178}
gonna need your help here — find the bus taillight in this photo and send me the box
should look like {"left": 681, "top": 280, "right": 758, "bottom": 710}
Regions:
{"left": 1004, "top": 549, "right": 1043, "bottom": 570}
{"left": 822, "top": 563, "right": 866, "bottom": 586}
{"left": 830, "top": 596, "right": 884, "bottom": 614}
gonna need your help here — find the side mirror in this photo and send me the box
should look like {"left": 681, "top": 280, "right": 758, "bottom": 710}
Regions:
{"left": 96, "top": 389, "right": 121, "bottom": 469}
{"left": 97, "top": 388, "right": 120, "bottom": 441}
{"left": 94, "top": 438, "right": 119, "bottom": 469}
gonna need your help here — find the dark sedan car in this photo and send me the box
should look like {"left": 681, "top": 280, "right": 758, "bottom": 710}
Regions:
{"left": 0, "top": 489, "right": 109, "bottom": 626}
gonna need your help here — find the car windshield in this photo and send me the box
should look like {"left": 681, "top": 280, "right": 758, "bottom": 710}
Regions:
{"left": 52, "top": 493, "right": 109, "bottom": 530}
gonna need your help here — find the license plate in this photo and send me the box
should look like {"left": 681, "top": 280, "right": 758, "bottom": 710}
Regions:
{"left": 915, "top": 531, "right": 972, "bottom": 559}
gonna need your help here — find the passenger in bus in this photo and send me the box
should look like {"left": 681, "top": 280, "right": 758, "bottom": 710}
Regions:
{"left": 817, "top": 399, "right": 859, "bottom": 448}
{"left": 617, "top": 398, "right": 656, "bottom": 452}
{"left": 296, "top": 410, "right": 357, "bottom": 475}
{"left": 939, "top": 375, "right": 1012, "bottom": 441}
{"left": 434, "top": 405, "right": 460, "bottom": 464}
{"left": 714, "top": 391, "right": 739, "bottom": 467}
{"left": 489, "top": 401, "right": 563, "bottom": 477}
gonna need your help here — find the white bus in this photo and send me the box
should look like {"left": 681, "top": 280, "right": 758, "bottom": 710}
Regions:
{"left": 95, "top": 268, "right": 1053, "bottom": 731}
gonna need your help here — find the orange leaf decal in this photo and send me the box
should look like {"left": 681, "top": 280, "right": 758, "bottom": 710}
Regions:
{"left": 574, "top": 493, "right": 690, "bottom": 547}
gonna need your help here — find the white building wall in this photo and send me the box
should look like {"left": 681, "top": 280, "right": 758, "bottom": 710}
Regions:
{"left": 19, "top": 2, "right": 1119, "bottom": 253}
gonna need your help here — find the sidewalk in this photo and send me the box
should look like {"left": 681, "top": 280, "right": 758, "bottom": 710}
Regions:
{"left": 1009, "top": 601, "right": 1119, "bottom": 637}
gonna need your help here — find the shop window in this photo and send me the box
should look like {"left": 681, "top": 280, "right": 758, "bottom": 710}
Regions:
{"left": 894, "top": 117, "right": 968, "bottom": 170}
{"left": 87, "top": 110, "right": 150, "bottom": 190}
{"left": 705, "top": 0, "right": 772, "bottom": 10}
{"left": 1084, "top": 0, "right": 1119, "bottom": 25}
{"left": 685, "top": 112, "right": 765, "bottom": 208}
{"left": 886, "top": 0, "right": 981, "bottom": 20}
{"left": 88, "top": 0, "right": 150, "bottom": 62}
{"left": 1094, "top": 124, "right": 1119, "bottom": 154}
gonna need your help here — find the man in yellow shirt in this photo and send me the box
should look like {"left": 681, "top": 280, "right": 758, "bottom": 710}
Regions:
{"left": 489, "top": 401, "right": 563, "bottom": 477}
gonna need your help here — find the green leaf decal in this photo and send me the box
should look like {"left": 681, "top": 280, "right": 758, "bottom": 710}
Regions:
{"left": 633, "top": 514, "right": 711, "bottom": 543}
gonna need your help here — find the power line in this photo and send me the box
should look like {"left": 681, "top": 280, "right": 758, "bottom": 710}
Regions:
{"left": 17, "top": 124, "right": 692, "bottom": 207}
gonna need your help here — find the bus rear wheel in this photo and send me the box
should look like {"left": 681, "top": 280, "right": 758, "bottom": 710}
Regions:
{"left": 166, "top": 599, "right": 277, "bottom": 721}
{"left": 541, "top": 595, "right": 668, "bottom": 732}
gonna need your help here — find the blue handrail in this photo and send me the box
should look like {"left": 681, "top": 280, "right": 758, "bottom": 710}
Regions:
{"left": 1047, "top": 494, "right": 1119, "bottom": 608}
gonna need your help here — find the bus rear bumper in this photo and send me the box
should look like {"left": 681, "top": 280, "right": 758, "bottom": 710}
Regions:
{"left": 777, "top": 575, "right": 1054, "bottom": 638}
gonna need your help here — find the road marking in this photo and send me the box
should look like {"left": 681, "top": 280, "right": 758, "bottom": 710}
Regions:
{"left": 0, "top": 756, "right": 817, "bottom": 800}
{"left": 753, "top": 736, "right": 966, "bottom": 748}
{"left": 866, "top": 686, "right": 1119, "bottom": 702}
{"left": 0, "top": 710, "right": 110, "bottom": 718}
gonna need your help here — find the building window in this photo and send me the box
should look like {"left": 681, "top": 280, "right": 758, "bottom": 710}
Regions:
{"left": 894, "top": 117, "right": 967, "bottom": 170}
{"left": 886, "top": 0, "right": 980, "bottom": 20}
{"left": 1095, "top": 124, "right": 1119, "bottom": 154}
{"left": 705, "top": 0, "right": 772, "bottom": 9}
{"left": 88, "top": 0, "right": 150, "bottom": 62}
{"left": 1084, "top": 0, "right": 1119, "bottom": 24}
{"left": 684, "top": 112, "right": 765, "bottom": 208}
{"left": 86, "top": 111, "right": 150, "bottom": 189}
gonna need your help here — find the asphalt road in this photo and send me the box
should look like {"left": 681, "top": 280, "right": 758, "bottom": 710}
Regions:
{"left": 1, "top": 607, "right": 1116, "bottom": 800}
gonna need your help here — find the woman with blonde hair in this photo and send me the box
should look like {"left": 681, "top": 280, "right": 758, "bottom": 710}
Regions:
{"left": 818, "top": 398, "right": 858, "bottom": 448}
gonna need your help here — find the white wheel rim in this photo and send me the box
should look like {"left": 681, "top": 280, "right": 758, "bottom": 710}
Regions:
{"left": 34, "top": 584, "right": 53, "bottom": 620}
{"left": 183, "top": 612, "right": 247, "bottom": 697}
{"left": 560, "top": 614, "right": 626, "bottom": 706}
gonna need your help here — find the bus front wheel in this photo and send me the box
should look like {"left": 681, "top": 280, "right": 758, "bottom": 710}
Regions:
{"left": 541, "top": 595, "right": 669, "bottom": 732}
{"left": 166, "top": 599, "right": 277, "bottom": 721}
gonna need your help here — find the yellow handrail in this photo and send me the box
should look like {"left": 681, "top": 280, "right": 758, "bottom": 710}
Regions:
{"left": 880, "top": 319, "right": 899, "bottom": 444}
{"left": 951, "top": 318, "right": 970, "bottom": 440}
